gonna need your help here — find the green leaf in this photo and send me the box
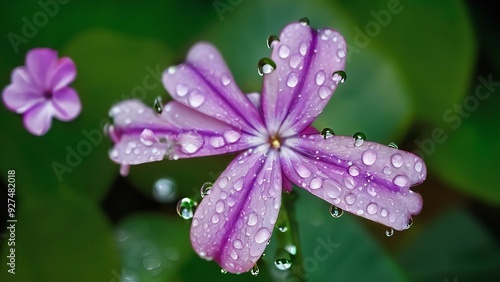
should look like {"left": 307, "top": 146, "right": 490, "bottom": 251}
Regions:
{"left": 398, "top": 208, "right": 500, "bottom": 281}
{"left": 0, "top": 194, "right": 119, "bottom": 282}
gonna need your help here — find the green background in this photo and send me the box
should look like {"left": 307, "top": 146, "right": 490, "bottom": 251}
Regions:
{"left": 1, "top": 0, "right": 499, "bottom": 281}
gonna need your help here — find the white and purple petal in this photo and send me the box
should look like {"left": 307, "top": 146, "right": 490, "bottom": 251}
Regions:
{"left": 2, "top": 67, "right": 44, "bottom": 113}
{"left": 51, "top": 87, "right": 81, "bottom": 121}
{"left": 190, "top": 147, "right": 281, "bottom": 273}
{"left": 25, "top": 48, "right": 58, "bottom": 90}
{"left": 162, "top": 43, "right": 266, "bottom": 135}
{"left": 281, "top": 134, "right": 426, "bottom": 230}
{"left": 261, "top": 22, "right": 346, "bottom": 135}
{"left": 22, "top": 102, "right": 53, "bottom": 136}
{"left": 48, "top": 57, "right": 77, "bottom": 91}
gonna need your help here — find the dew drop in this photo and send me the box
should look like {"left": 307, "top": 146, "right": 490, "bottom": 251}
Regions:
{"left": 391, "top": 153, "right": 404, "bottom": 168}
{"left": 345, "top": 193, "right": 357, "bottom": 205}
{"left": 188, "top": 90, "right": 205, "bottom": 108}
{"left": 393, "top": 175, "right": 408, "bottom": 187}
{"left": 415, "top": 161, "right": 423, "bottom": 173}
{"left": 277, "top": 225, "right": 288, "bottom": 232}
{"left": 337, "top": 49, "right": 346, "bottom": 59}
{"left": 139, "top": 128, "right": 156, "bottom": 147}
{"left": 299, "top": 17, "right": 310, "bottom": 26}
{"left": 388, "top": 142, "right": 398, "bottom": 149}
{"left": 143, "top": 253, "right": 162, "bottom": 271}
{"left": 366, "top": 203, "right": 378, "bottom": 215}
{"left": 310, "top": 177, "right": 323, "bottom": 190}
{"left": 233, "top": 239, "right": 243, "bottom": 250}
{"left": 286, "top": 72, "right": 299, "bottom": 88}
{"left": 285, "top": 244, "right": 297, "bottom": 256}
{"left": 315, "top": 70, "right": 326, "bottom": 85}
{"left": 279, "top": 44, "right": 291, "bottom": 59}
{"left": 255, "top": 228, "right": 271, "bottom": 243}
{"left": 223, "top": 130, "right": 241, "bottom": 143}
{"left": 250, "top": 264, "right": 259, "bottom": 276}
{"left": 220, "top": 74, "right": 231, "bottom": 86}
{"left": 329, "top": 205, "right": 344, "bottom": 218}
{"left": 332, "top": 70, "right": 347, "bottom": 83}
{"left": 153, "top": 178, "right": 176, "bottom": 203}
{"left": 247, "top": 212, "right": 258, "bottom": 226}
{"left": 362, "top": 149, "right": 377, "bottom": 166}
{"left": 153, "top": 96, "right": 163, "bottom": 114}
{"left": 275, "top": 258, "right": 292, "bottom": 271}
{"left": 176, "top": 84, "right": 188, "bottom": 97}
{"left": 405, "top": 218, "right": 413, "bottom": 230}
{"left": 176, "top": 197, "right": 197, "bottom": 219}
{"left": 380, "top": 208, "right": 388, "bottom": 217}
{"left": 353, "top": 132, "right": 366, "bottom": 147}
{"left": 296, "top": 164, "right": 312, "bottom": 178}
{"left": 318, "top": 86, "right": 332, "bottom": 99}
{"left": 321, "top": 127, "right": 335, "bottom": 139}
{"left": 257, "top": 58, "right": 276, "bottom": 76}
{"left": 200, "top": 182, "right": 213, "bottom": 198}
{"left": 221, "top": 268, "right": 227, "bottom": 274}
{"left": 348, "top": 166, "right": 360, "bottom": 177}
{"left": 209, "top": 136, "right": 225, "bottom": 148}
{"left": 266, "top": 34, "right": 280, "bottom": 49}
{"left": 385, "top": 228, "right": 394, "bottom": 237}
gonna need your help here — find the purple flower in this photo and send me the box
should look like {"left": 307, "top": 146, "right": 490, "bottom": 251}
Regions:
{"left": 107, "top": 21, "right": 426, "bottom": 273}
{"left": 2, "top": 48, "right": 80, "bottom": 136}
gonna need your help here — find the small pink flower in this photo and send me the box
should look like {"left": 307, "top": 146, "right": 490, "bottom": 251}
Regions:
{"left": 2, "top": 48, "right": 81, "bottom": 136}
{"left": 107, "top": 20, "right": 427, "bottom": 274}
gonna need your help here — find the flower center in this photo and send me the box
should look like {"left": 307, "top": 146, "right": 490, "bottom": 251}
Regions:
{"left": 270, "top": 136, "right": 281, "bottom": 149}
{"left": 43, "top": 91, "right": 53, "bottom": 99}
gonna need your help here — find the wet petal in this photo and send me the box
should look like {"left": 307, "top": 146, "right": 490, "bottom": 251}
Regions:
{"left": 162, "top": 42, "right": 265, "bottom": 135}
{"left": 190, "top": 147, "right": 281, "bottom": 274}
{"left": 52, "top": 87, "right": 81, "bottom": 121}
{"left": 25, "top": 48, "right": 58, "bottom": 89}
{"left": 281, "top": 134, "right": 426, "bottom": 231}
{"left": 108, "top": 100, "right": 178, "bottom": 165}
{"left": 163, "top": 101, "right": 260, "bottom": 159}
{"left": 261, "top": 22, "right": 346, "bottom": 135}
{"left": 48, "top": 57, "right": 77, "bottom": 91}
{"left": 23, "top": 102, "right": 53, "bottom": 136}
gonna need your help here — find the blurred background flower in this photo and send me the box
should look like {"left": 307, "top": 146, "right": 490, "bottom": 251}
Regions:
{"left": 0, "top": 0, "right": 498, "bottom": 281}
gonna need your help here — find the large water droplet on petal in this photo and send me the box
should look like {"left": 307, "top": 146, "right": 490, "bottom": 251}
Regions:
{"left": 267, "top": 34, "right": 280, "bottom": 49}
{"left": 178, "top": 132, "right": 204, "bottom": 154}
{"left": 176, "top": 197, "right": 197, "bottom": 219}
{"left": 348, "top": 165, "right": 360, "bottom": 177}
{"left": 200, "top": 182, "right": 213, "bottom": 198}
{"left": 299, "top": 17, "right": 310, "bottom": 26}
{"left": 223, "top": 130, "right": 241, "bottom": 143}
{"left": 337, "top": 49, "right": 346, "bottom": 59}
{"left": 391, "top": 153, "right": 404, "bottom": 168}
{"left": 353, "top": 132, "right": 366, "bottom": 147}
{"left": 255, "top": 228, "right": 271, "bottom": 243}
{"left": 393, "top": 175, "right": 409, "bottom": 187}
{"left": 366, "top": 203, "right": 378, "bottom": 215}
{"left": 286, "top": 72, "right": 299, "bottom": 88}
{"left": 257, "top": 58, "right": 276, "bottom": 76}
{"left": 188, "top": 90, "right": 205, "bottom": 108}
{"left": 220, "top": 73, "right": 231, "bottom": 86}
{"left": 140, "top": 128, "right": 156, "bottom": 147}
{"left": 329, "top": 205, "right": 344, "bottom": 218}
{"left": 279, "top": 44, "right": 291, "bottom": 59}
{"left": 332, "top": 70, "right": 347, "bottom": 84}
{"left": 315, "top": 70, "right": 326, "bottom": 85}
{"left": 153, "top": 178, "right": 176, "bottom": 203}
{"left": 321, "top": 127, "right": 335, "bottom": 139}
{"left": 153, "top": 96, "right": 163, "bottom": 114}
{"left": 362, "top": 149, "right": 377, "bottom": 166}
{"left": 176, "top": 84, "right": 188, "bottom": 97}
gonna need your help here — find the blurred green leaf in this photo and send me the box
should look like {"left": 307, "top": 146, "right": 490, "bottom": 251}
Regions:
{"left": 428, "top": 81, "right": 500, "bottom": 204}
{"left": 338, "top": 0, "right": 476, "bottom": 127}
{"left": 0, "top": 194, "right": 119, "bottom": 282}
{"left": 398, "top": 208, "right": 500, "bottom": 281}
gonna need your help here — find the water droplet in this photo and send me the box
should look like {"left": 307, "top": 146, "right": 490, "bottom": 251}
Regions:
{"left": 178, "top": 132, "right": 204, "bottom": 154}
{"left": 321, "top": 127, "right": 335, "bottom": 139}
{"left": 221, "top": 74, "right": 231, "bottom": 86}
{"left": 285, "top": 244, "right": 297, "bottom": 255}
{"left": 257, "top": 58, "right": 276, "bottom": 76}
{"left": 329, "top": 205, "right": 344, "bottom": 218}
{"left": 385, "top": 228, "right": 394, "bottom": 237}
{"left": 176, "top": 84, "right": 188, "bottom": 97}
{"left": 380, "top": 208, "right": 388, "bottom": 217}
{"left": 221, "top": 268, "right": 228, "bottom": 274}
{"left": 277, "top": 225, "right": 288, "bottom": 232}
{"left": 345, "top": 193, "right": 357, "bottom": 205}
{"left": 143, "top": 253, "right": 162, "bottom": 271}
{"left": 274, "top": 258, "right": 292, "bottom": 271}
{"left": 233, "top": 239, "right": 243, "bottom": 250}
{"left": 353, "top": 132, "right": 366, "bottom": 146}
{"left": 337, "top": 49, "right": 346, "bottom": 59}
{"left": 393, "top": 175, "right": 408, "bottom": 187}
{"left": 315, "top": 70, "right": 326, "bottom": 85}
{"left": 188, "top": 90, "right": 205, "bottom": 108}
{"left": 176, "top": 197, "right": 197, "bottom": 219}
{"left": 211, "top": 214, "right": 220, "bottom": 224}
{"left": 296, "top": 164, "right": 312, "bottom": 178}
{"left": 223, "top": 130, "right": 241, "bottom": 143}
{"left": 299, "top": 17, "right": 310, "bottom": 26}
{"left": 310, "top": 177, "right": 323, "bottom": 190}
{"left": 318, "top": 86, "right": 332, "bottom": 99}
{"left": 167, "top": 66, "right": 176, "bottom": 74}
{"left": 391, "top": 153, "right": 404, "bottom": 168}
{"left": 286, "top": 72, "right": 299, "bottom": 88}
{"left": 139, "top": 128, "right": 156, "bottom": 146}
{"left": 279, "top": 44, "right": 290, "bottom": 59}
{"left": 366, "top": 203, "right": 378, "bottom": 215}
{"left": 266, "top": 34, "right": 280, "bottom": 48}
{"left": 348, "top": 166, "right": 360, "bottom": 177}
{"left": 209, "top": 136, "right": 225, "bottom": 148}
{"left": 153, "top": 97, "right": 163, "bottom": 114}
{"left": 332, "top": 70, "right": 347, "bottom": 83}
{"left": 388, "top": 142, "right": 398, "bottom": 149}
{"left": 255, "top": 228, "right": 271, "bottom": 243}
{"left": 299, "top": 42, "right": 308, "bottom": 56}
{"left": 415, "top": 161, "right": 423, "bottom": 173}
{"left": 153, "top": 178, "right": 176, "bottom": 203}
{"left": 200, "top": 182, "right": 213, "bottom": 198}
{"left": 250, "top": 264, "right": 259, "bottom": 276}
{"left": 362, "top": 149, "right": 377, "bottom": 166}
{"left": 405, "top": 218, "right": 413, "bottom": 229}
{"left": 247, "top": 212, "right": 258, "bottom": 226}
